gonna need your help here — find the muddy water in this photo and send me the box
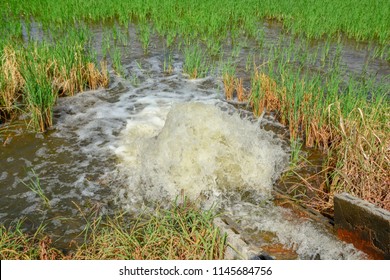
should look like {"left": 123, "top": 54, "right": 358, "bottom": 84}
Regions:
{"left": 2, "top": 21, "right": 387, "bottom": 259}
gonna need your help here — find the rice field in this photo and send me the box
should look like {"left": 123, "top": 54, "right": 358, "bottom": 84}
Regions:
{"left": 0, "top": 0, "right": 389, "bottom": 258}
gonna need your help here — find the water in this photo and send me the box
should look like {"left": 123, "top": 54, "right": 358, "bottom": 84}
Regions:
{"left": 0, "top": 54, "right": 367, "bottom": 259}
{"left": 115, "top": 102, "right": 287, "bottom": 206}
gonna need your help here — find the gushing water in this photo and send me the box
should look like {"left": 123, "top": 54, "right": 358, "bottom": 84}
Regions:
{"left": 115, "top": 102, "right": 287, "bottom": 203}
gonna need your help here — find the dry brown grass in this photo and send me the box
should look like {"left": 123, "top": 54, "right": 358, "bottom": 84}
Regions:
{"left": 52, "top": 59, "right": 109, "bottom": 97}
{"left": 249, "top": 70, "right": 390, "bottom": 213}
{"left": 0, "top": 223, "right": 64, "bottom": 260}
{"left": 0, "top": 46, "right": 24, "bottom": 120}
{"left": 327, "top": 108, "right": 390, "bottom": 211}
{"left": 1, "top": 200, "right": 226, "bottom": 260}
{"left": 234, "top": 77, "right": 248, "bottom": 102}
{"left": 249, "top": 70, "right": 279, "bottom": 115}
{"left": 223, "top": 73, "right": 234, "bottom": 100}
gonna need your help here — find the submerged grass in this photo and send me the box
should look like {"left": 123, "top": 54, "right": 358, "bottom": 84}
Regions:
{"left": 0, "top": 199, "right": 227, "bottom": 260}
{"left": 21, "top": 169, "right": 50, "bottom": 208}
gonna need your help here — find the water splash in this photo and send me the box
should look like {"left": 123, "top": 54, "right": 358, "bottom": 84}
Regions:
{"left": 116, "top": 102, "right": 288, "bottom": 203}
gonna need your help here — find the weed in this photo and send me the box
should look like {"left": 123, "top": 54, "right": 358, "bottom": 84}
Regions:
{"left": 21, "top": 169, "right": 50, "bottom": 208}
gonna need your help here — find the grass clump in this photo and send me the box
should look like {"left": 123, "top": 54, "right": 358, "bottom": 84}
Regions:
{"left": 1, "top": 199, "right": 227, "bottom": 260}
{"left": 183, "top": 45, "right": 209, "bottom": 79}
{"left": 0, "top": 37, "right": 109, "bottom": 131}
{"left": 0, "top": 46, "right": 24, "bottom": 122}
{"left": 0, "top": 221, "right": 63, "bottom": 260}
{"left": 21, "top": 169, "right": 51, "bottom": 208}
{"left": 249, "top": 66, "right": 390, "bottom": 213}
{"left": 74, "top": 199, "right": 226, "bottom": 260}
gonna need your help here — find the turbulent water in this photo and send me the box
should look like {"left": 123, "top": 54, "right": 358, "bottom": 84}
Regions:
{"left": 115, "top": 102, "right": 287, "bottom": 205}
{"left": 0, "top": 55, "right": 366, "bottom": 259}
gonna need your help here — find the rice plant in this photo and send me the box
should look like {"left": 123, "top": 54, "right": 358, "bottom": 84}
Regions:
{"left": 248, "top": 64, "right": 390, "bottom": 212}
{"left": 138, "top": 22, "right": 151, "bottom": 54}
{"left": 163, "top": 51, "right": 174, "bottom": 74}
{"left": 21, "top": 52, "right": 57, "bottom": 132}
{"left": 112, "top": 47, "right": 125, "bottom": 76}
{"left": 183, "top": 44, "right": 209, "bottom": 79}
{"left": 0, "top": 46, "right": 24, "bottom": 121}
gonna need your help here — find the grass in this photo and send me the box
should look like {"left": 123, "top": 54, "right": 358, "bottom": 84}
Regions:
{"left": 248, "top": 65, "right": 389, "bottom": 213}
{"left": 0, "top": 199, "right": 227, "bottom": 260}
{"left": 138, "top": 22, "right": 151, "bottom": 54}
{"left": 183, "top": 44, "right": 209, "bottom": 79}
{"left": 21, "top": 169, "right": 50, "bottom": 208}
{"left": 163, "top": 51, "right": 174, "bottom": 74}
{"left": 112, "top": 47, "right": 125, "bottom": 76}
{"left": 0, "top": 220, "right": 62, "bottom": 260}
{"left": 1, "top": 30, "right": 109, "bottom": 131}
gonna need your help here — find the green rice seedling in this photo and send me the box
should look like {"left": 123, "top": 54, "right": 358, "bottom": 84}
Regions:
{"left": 112, "top": 47, "right": 125, "bottom": 76}
{"left": 138, "top": 22, "right": 151, "bottom": 54}
{"left": 245, "top": 53, "right": 255, "bottom": 72}
{"left": 163, "top": 51, "right": 174, "bottom": 74}
{"left": 129, "top": 73, "right": 140, "bottom": 87}
{"left": 289, "top": 138, "right": 304, "bottom": 168}
{"left": 4, "top": 0, "right": 390, "bottom": 46}
{"left": 101, "top": 30, "right": 111, "bottom": 59}
{"left": 118, "top": 28, "right": 130, "bottom": 47}
{"left": 183, "top": 44, "right": 209, "bottom": 79}
{"left": 21, "top": 53, "right": 57, "bottom": 132}
{"left": 205, "top": 38, "right": 222, "bottom": 58}
{"left": 165, "top": 31, "right": 176, "bottom": 49}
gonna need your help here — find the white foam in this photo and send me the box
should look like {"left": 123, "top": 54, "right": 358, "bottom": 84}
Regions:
{"left": 116, "top": 102, "right": 287, "bottom": 202}
{"left": 230, "top": 204, "right": 365, "bottom": 260}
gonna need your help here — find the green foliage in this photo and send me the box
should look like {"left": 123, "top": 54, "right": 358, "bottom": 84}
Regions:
{"left": 1, "top": 0, "right": 388, "bottom": 45}
{"left": 183, "top": 44, "right": 209, "bottom": 79}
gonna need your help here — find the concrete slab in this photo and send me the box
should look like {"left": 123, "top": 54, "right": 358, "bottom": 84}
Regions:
{"left": 334, "top": 193, "right": 390, "bottom": 259}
